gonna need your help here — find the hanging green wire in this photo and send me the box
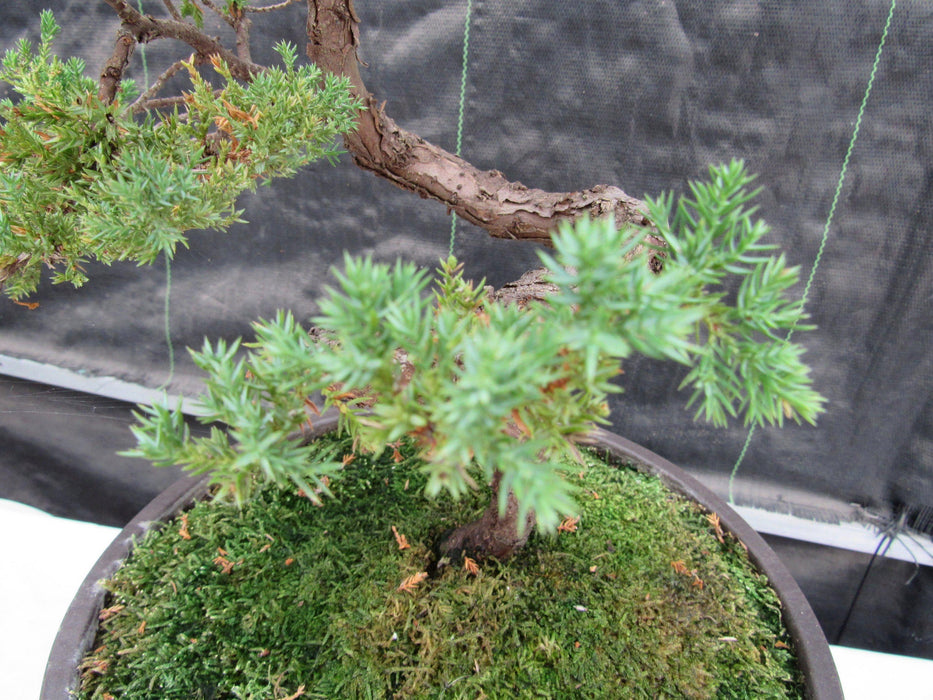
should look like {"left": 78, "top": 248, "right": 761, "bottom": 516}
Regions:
{"left": 136, "top": 0, "right": 176, "bottom": 386}
{"left": 448, "top": 0, "right": 474, "bottom": 257}
{"left": 162, "top": 253, "right": 176, "bottom": 384}
{"left": 728, "top": 0, "right": 897, "bottom": 504}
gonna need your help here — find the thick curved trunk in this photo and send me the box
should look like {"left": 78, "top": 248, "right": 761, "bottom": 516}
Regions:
{"left": 305, "top": 0, "right": 650, "bottom": 246}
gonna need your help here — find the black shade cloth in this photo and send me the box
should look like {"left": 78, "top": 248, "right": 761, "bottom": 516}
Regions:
{"left": 1, "top": 0, "right": 931, "bottom": 659}
{"left": 0, "top": 375, "right": 185, "bottom": 524}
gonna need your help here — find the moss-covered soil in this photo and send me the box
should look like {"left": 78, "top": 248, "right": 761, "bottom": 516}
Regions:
{"left": 78, "top": 433, "right": 804, "bottom": 699}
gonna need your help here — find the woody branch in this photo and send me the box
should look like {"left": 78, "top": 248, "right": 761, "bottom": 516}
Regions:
{"left": 304, "top": 0, "right": 650, "bottom": 244}
{"left": 97, "top": 0, "right": 651, "bottom": 245}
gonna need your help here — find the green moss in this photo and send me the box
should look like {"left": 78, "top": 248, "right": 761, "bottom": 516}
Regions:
{"left": 78, "top": 433, "right": 804, "bottom": 699}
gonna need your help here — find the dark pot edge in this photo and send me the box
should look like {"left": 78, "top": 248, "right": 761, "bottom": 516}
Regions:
{"left": 42, "top": 419, "right": 842, "bottom": 700}
{"left": 40, "top": 414, "right": 342, "bottom": 699}
{"left": 592, "top": 428, "right": 843, "bottom": 700}
{"left": 40, "top": 469, "right": 210, "bottom": 699}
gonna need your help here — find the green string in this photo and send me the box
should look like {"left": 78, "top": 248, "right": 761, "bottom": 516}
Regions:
{"left": 162, "top": 253, "right": 176, "bottom": 384}
{"left": 727, "top": 0, "right": 897, "bottom": 504}
{"left": 448, "top": 0, "right": 474, "bottom": 257}
{"left": 136, "top": 0, "right": 176, "bottom": 386}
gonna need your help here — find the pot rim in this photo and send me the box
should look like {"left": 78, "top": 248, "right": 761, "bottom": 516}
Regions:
{"left": 591, "top": 428, "right": 842, "bottom": 700}
{"left": 42, "top": 417, "right": 842, "bottom": 699}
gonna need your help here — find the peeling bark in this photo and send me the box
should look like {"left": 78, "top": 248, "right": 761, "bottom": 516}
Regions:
{"left": 305, "top": 0, "right": 650, "bottom": 245}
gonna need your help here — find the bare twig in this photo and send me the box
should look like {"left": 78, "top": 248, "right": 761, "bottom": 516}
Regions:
{"left": 98, "top": 26, "right": 136, "bottom": 103}
{"left": 246, "top": 0, "right": 303, "bottom": 13}
{"left": 195, "top": 0, "right": 255, "bottom": 63}
{"left": 137, "top": 94, "right": 189, "bottom": 112}
{"left": 138, "top": 89, "right": 222, "bottom": 114}
{"left": 102, "top": 0, "right": 264, "bottom": 81}
{"left": 125, "top": 58, "right": 188, "bottom": 114}
{"left": 162, "top": 0, "right": 183, "bottom": 21}
{"left": 198, "top": 0, "right": 231, "bottom": 24}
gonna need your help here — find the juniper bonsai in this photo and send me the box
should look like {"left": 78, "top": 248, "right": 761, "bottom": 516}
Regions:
{"left": 125, "top": 165, "right": 824, "bottom": 558}
{"left": 0, "top": 4, "right": 824, "bottom": 561}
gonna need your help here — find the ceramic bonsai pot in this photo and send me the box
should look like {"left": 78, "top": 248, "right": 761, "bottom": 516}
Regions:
{"left": 41, "top": 417, "right": 843, "bottom": 699}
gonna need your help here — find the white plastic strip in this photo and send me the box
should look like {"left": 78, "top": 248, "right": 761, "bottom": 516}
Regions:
{"left": 0, "top": 354, "right": 202, "bottom": 415}
{"left": 734, "top": 504, "right": 933, "bottom": 568}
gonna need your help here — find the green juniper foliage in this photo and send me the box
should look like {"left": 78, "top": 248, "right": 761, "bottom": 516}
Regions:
{"left": 178, "top": 0, "right": 248, "bottom": 28}
{"left": 0, "top": 11, "right": 360, "bottom": 299}
{"left": 127, "top": 161, "right": 824, "bottom": 534}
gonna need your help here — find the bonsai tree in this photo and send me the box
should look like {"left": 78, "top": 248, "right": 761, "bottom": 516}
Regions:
{"left": 0, "top": 4, "right": 823, "bottom": 561}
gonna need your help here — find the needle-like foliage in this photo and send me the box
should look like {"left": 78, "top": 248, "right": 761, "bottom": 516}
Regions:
{"left": 127, "top": 161, "right": 824, "bottom": 533}
{"left": 643, "top": 161, "right": 825, "bottom": 427}
{"left": 0, "top": 11, "right": 360, "bottom": 298}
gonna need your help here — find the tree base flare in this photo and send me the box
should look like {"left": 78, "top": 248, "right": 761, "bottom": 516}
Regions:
{"left": 436, "top": 473, "right": 535, "bottom": 563}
